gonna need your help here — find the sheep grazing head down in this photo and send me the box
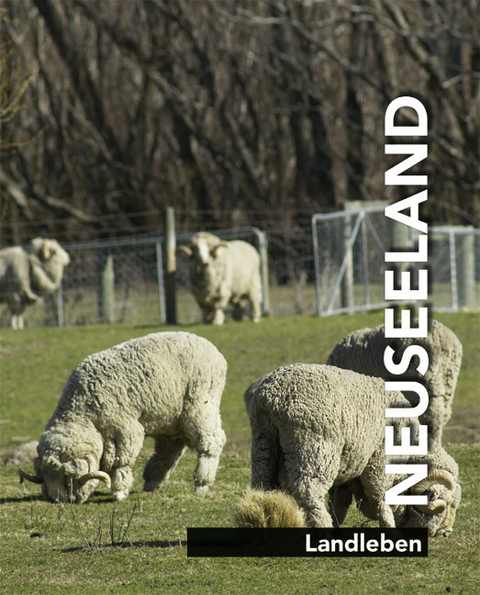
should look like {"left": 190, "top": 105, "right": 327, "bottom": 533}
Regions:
{"left": 395, "top": 468, "right": 461, "bottom": 537}
{"left": 20, "top": 444, "right": 110, "bottom": 504}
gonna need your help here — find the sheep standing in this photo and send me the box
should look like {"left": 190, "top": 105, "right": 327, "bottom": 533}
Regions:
{"left": 178, "top": 232, "right": 262, "bottom": 325}
{"left": 245, "top": 364, "right": 461, "bottom": 536}
{"left": 326, "top": 319, "right": 463, "bottom": 444}
{"left": 0, "top": 237, "right": 70, "bottom": 329}
{"left": 19, "top": 332, "right": 227, "bottom": 503}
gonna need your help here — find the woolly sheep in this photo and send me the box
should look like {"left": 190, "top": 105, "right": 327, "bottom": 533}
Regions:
{"left": 326, "top": 319, "right": 463, "bottom": 444}
{"left": 3, "top": 441, "right": 39, "bottom": 467}
{"left": 177, "top": 232, "right": 262, "bottom": 325}
{"left": 19, "top": 332, "right": 227, "bottom": 503}
{"left": 0, "top": 237, "right": 70, "bottom": 329}
{"left": 246, "top": 363, "right": 461, "bottom": 536}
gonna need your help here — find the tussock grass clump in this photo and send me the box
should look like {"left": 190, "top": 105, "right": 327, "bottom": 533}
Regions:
{"left": 235, "top": 489, "right": 306, "bottom": 528}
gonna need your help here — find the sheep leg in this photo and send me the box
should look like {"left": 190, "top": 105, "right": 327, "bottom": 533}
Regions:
{"left": 328, "top": 484, "right": 353, "bottom": 527}
{"left": 192, "top": 426, "right": 226, "bottom": 493}
{"left": 231, "top": 301, "right": 244, "bottom": 321}
{"left": 143, "top": 436, "right": 186, "bottom": 492}
{"left": 110, "top": 466, "right": 134, "bottom": 501}
{"left": 248, "top": 290, "right": 262, "bottom": 323}
{"left": 212, "top": 308, "right": 225, "bottom": 325}
{"left": 251, "top": 421, "right": 280, "bottom": 491}
{"left": 359, "top": 449, "right": 396, "bottom": 528}
{"left": 280, "top": 433, "right": 342, "bottom": 528}
{"left": 105, "top": 422, "right": 144, "bottom": 500}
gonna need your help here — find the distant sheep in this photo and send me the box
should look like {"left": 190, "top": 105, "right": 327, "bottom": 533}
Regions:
{"left": 178, "top": 232, "right": 262, "bottom": 325}
{"left": 245, "top": 364, "right": 461, "bottom": 537}
{"left": 0, "top": 237, "right": 70, "bottom": 329}
{"left": 19, "top": 332, "right": 227, "bottom": 503}
{"left": 326, "top": 319, "right": 462, "bottom": 444}
{"left": 3, "top": 441, "right": 39, "bottom": 467}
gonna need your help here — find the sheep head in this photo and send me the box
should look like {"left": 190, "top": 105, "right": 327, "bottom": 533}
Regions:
{"left": 29, "top": 238, "right": 70, "bottom": 266}
{"left": 178, "top": 233, "right": 228, "bottom": 266}
{"left": 399, "top": 469, "right": 461, "bottom": 537}
{"left": 20, "top": 443, "right": 110, "bottom": 504}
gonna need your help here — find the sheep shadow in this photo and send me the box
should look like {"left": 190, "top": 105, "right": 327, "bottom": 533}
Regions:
{"left": 0, "top": 495, "right": 44, "bottom": 504}
{"left": 63, "top": 539, "right": 185, "bottom": 552}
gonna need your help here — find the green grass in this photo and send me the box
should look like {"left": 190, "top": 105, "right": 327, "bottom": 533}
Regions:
{"left": 0, "top": 312, "right": 479, "bottom": 594}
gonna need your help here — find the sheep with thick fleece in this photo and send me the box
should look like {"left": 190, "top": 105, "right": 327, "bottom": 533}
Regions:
{"left": 177, "top": 232, "right": 262, "bottom": 325}
{"left": 326, "top": 319, "right": 462, "bottom": 444}
{"left": 0, "top": 237, "right": 70, "bottom": 329}
{"left": 19, "top": 332, "right": 227, "bottom": 503}
{"left": 246, "top": 364, "right": 461, "bottom": 536}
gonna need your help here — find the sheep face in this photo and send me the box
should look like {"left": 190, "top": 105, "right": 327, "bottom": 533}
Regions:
{"left": 20, "top": 445, "right": 111, "bottom": 504}
{"left": 34, "top": 454, "right": 99, "bottom": 504}
{"left": 397, "top": 480, "right": 461, "bottom": 537}
{"left": 30, "top": 238, "right": 70, "bottom": 268}
{"left": 178, "top": 234, "right": 228, "bottom": 286}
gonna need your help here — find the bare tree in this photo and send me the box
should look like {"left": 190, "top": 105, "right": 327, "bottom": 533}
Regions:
{"left": 0, "top": 0, "right": 477, "bottom": 245}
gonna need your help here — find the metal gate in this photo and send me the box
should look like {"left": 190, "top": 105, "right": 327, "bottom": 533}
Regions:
{"left": 312, "top": 208, "right": 479, "bottom": 316}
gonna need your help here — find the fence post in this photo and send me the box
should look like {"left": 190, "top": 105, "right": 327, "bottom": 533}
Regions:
{"left": 164, "top": 207, "right": 177, "bottom": 325}
{"left": 100, "top": 253, "right": 115, "bottom": 323}
{"left": 458, "top": 228, "right": 476, "bottom": 309}
{"left": 341, "top": 213, "right": 354, "bottom": 310}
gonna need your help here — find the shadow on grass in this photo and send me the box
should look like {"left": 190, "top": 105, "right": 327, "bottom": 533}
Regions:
{"left": 63, "top": 539, "right": 185, "bottom": 552}
{"left": 0, "top": 495, "right": 44, "bottom": 504}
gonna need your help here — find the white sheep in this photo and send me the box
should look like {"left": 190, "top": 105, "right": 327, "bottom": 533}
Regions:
{"left": 177, "top": 232, "right": 262, "bottom": 325}
{"left": 245, "top": 363, "right": 461, "bottom": 536}
{"left": 0, "top": 237, "right": 70, "bottom": 329}
{"left": 19, "top": 332, "right": 227, "bottom": 503}
{"left": 3, "top": 441, "right": 39, "bottom": 467}
{"left": 326, "top": 319, "right": 463, "bottom": 444}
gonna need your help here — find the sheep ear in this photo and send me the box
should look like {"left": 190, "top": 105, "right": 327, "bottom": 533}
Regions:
{"left": 211, "top": 242, "right": 228, "bottom": 257}
{"left": 177, "top": 245, "right": 193, "bottom": 259}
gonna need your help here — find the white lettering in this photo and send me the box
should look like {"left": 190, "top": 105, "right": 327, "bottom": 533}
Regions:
{"left": 385, "top": 149, "right": 428, "bottom": 186}
{"left": 384, "top": 96, "right": 428, "bottom": 137}
{"left": 384, "top": 191, "right": 428, "bottom": 233}
{"left": 384, "top": 307, "right": 428, "bottom": 338}
{"left": 383, "top": 345, "right": 429, "bottom": 376}
{"left": 385, "top": 233, "right": 428, "bottom": 262}
{"left": 385, "top": 464, "right": 428, "bottom": 505}
{"left": 385, "top": 424, "right": 428, "bottom": 455}
{"left": 384, "top": 268, "right": 428, "bottom": 301}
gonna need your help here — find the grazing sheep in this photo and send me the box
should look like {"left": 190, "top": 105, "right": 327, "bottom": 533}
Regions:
{"left": 0, "top": 237, "right": 70, "bottom": 329}
{"left": 19, "top": 332, "right": 227, "bottom": 504}
{"left": 3, "top": 441, "right": 39, "bottom": 467}
{"left": 326, "top": 319, "right": 463, "bottom": 444}
{"left": 177, "top": 232, "right": 262, "bottom": 325}
{"left": 245, "top": 364, "right": 461, "bottom": 536}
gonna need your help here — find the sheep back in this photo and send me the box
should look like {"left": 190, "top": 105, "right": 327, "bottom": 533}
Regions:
{"left": 326, "top": 319, "right": 463, "bottom": 442}
{"left": 249, "top": 363, "right": 409, "bottom": 491}
{"left": 44, "top": 331, "right": 227, "bottom": 449}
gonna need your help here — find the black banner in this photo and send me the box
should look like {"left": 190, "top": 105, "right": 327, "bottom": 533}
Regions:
{"left": 187, "top": 528, "right": 428, "bottom": 558}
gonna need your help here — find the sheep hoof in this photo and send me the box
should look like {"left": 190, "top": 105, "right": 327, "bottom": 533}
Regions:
{"left": 143, "top": 480, "right": 161, "bottom": 492}
{"left": 194, "top": 484, "right": 210, "bottom": 496}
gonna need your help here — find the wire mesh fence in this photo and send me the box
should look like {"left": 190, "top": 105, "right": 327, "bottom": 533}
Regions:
{"left": 312, "top": 208, "right": 480, "bottom": 316}
{"left": 1, "top": 214, "right": 478, "bottom": 328}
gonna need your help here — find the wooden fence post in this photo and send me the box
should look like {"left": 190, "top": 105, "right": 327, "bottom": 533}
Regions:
{"left": 165, "top": 207, "right": 177, "bottom": 325}
{"left": 100, "top": 253, "right": 115, "bottom": 323}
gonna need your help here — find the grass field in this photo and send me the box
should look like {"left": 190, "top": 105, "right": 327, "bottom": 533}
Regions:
{"left": 0, "top": 312, "right": 479, "bottom": 594}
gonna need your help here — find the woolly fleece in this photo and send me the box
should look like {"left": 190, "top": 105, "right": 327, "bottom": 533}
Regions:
{"left": 32, "top": 332, "right": 227, "bottom": 503}
{"left": 248, "top": 363, "right": 460, "bottom": 535}
{"left": 179, "top": 232, "right": 262, "bottom": 325}
{"left": 326, "top": 319, "right": 463, "bottom": 444}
